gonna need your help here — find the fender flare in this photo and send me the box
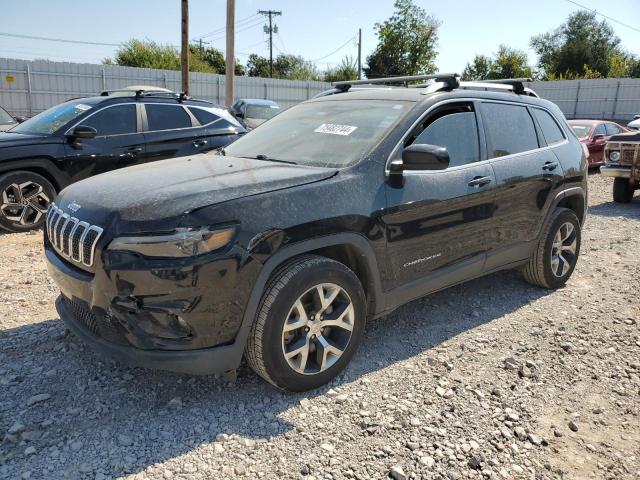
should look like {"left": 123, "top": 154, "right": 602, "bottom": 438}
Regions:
{"left": 225, "top": 233, "right": 383, "bottom": 369}
{"left": 547, "top": 187, "right": 587, "bottom": 226}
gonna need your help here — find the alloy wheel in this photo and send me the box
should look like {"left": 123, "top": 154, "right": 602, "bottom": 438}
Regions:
{"left": 281, "top": 283, "right": 355, "bottom": 375}
{"left": 550, "top": 222, "right": 577, "bottom": 277}
{"left": 0, "top": 181, "right": 50, "bottom": 227}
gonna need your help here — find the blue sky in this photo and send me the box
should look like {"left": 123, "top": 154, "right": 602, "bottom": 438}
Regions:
{"left": 1, "top": 0, "right": 638, "bottom": 73}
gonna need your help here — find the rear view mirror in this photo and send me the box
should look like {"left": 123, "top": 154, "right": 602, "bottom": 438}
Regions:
{"left": 69, "top": 125, "right": 97, "bottom": 139}
{"left": 401, "top": 144, "right": 450, "bottom": 171}
{"left": 14, "top": 116, "right": 27, "bottom": 123}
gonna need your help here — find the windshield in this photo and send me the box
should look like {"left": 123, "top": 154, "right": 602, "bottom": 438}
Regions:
{"left": 246, "top": 104, "right": 280, "bottom": 120}
{"left": 0, "top": 107, "right": 15, "bottom": 126}
{"left": 570, "top": 125, "right": 590, "bottom": 138}
{"left": 12, "top": 100, "right": 94, "bottom": 135}
{"left": 225, "top": 100, "right": 412, "bottom": 167}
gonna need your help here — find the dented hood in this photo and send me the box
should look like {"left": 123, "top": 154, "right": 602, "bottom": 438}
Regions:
{"left": 55, "top": 151, "right": 337, "bottom": 233}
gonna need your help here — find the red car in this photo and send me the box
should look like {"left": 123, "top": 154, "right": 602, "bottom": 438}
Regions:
{"left": 568, "top": 120, "right": 629, "bottom": 168}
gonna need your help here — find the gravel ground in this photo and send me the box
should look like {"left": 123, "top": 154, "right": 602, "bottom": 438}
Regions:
{"left": 0, "top": 174, "right": 639, "bottom": 480}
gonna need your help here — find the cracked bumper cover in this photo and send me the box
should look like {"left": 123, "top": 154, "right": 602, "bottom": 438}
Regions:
{"left": 56, "top": 295, "right": 241, "bottom": 375}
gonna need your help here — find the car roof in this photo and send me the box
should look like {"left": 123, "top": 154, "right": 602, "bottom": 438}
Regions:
{"left": 240, "top": 99, "right": 279, "bottom": 106}
{"left": 567, "top": 119, "right": 605, "bottom": 126}
{"left": 63, "top": 95, "right": 219, "bottom": 108}
{"left": 308, "top": 86, "right": 556, "bottom": 110}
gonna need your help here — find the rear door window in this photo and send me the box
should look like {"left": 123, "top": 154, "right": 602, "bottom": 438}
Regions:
{"left": 145, "top": 104, "right": 192, "bottom": 131}
{"left": 532, "top": 108, "right": 565, "bottom": 146}
{"left": 482, "top": 103, "right": 539, "bottom": 158}
{"left": 606, "top": 123, "right": 622, "bottom": 136}
{"left": 81, "top": 104, "right": 137, "bottom": 136}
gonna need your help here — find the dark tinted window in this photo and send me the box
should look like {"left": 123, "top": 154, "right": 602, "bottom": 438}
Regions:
{"left": 413, "top": 112, "right": 480, "bottom": 167}
{"left": 482, "top": 103, "right": 539, "bottom": 158}
{"left": 146, "top": 104, "right": 192, "bottom": 131}
{"left": 606, "top": 123, "right": 622, "bottom": 136}
{"left": 188, "top": 107, "right": 220, "bottom": 125}
{"left": 593, "top": 124, "right": 606, "bottom": 137}
{"left": 532, "top": 108, "right": 565, "bottom": 145}
{"left": 81, "top": 104, "right": 137, "bottom": 136}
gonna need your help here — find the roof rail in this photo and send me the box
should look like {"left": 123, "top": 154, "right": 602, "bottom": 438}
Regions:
{"left": 332, "top": 73, "right": 460, "bottom": 92}
{"left": 458, "top": 79, "right": 538, "bottom": 97}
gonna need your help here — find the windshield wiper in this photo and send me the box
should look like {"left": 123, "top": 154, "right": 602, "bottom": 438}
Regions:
{"left": 252, "top": 154, "right": 298, "bottom": 165}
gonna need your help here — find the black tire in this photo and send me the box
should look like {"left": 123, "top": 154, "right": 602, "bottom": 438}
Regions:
{"left": 0, "top": 171, "right": 55, "bottom": 233}
{"left": 245, "top": 255, "right": 367, "bottom": 392}
{"left": 523, "top": 208, "right": 581, "bottom": 289}
{"left": 613, "top": 178, "right": 634, "bottom": 203}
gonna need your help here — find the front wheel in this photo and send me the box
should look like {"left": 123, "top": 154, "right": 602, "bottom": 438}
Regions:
{"left": 523, "top": 208, "right": 581, "bottom": 289}
{"left": 613, "top": 178, "right": 634, "bottom": 203}
{"left": 0, "top": 171, "right": 55, "bottom": 233}
{"left": 245, "top": 255, "right": 366, "bottom": 392}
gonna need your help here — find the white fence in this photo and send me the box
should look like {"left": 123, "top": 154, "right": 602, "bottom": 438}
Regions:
{"left": 1, "top": 58, "right": 639, "bottom": 122}
{"left": 526, "top": 78, "right": 640, "bottom": 122}
{"left": 0, "top": 58, "right": 331, "bottom": 117}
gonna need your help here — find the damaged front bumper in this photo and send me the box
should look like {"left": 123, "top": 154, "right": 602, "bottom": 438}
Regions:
{"left": 45, "top": 239, "right": 257, "bottom": 375}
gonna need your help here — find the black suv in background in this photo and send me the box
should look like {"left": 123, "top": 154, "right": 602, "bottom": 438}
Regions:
{"left": 45, "top": 75, "right": 587, "bottom": 392}
{"left": 0, "top": 89, "right": 244, "bottom": 232}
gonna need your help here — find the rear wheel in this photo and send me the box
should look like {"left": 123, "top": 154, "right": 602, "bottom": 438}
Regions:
{"left": 613, "top": 178, "right": 634, "bottom": 203}
{"left": 523, "top": 208, "right": 581, "bottom": 289}
{"left": 0, "top": 171, "right": 55, "bottom": 233}
{"left": 245, "top": 255, "right": 366, "bottom": 392}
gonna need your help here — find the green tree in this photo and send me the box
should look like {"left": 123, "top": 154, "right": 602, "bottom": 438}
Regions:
{"left": 247, "top": 53, "right": 320, "bottom": 80}
{"left": 323, "top": 55, "right": 358, "bottom": 83}
{"left": 106, "top": 39, "right": 213, "bottom": 72}
{"left": 530, "top": 11, "right": 622, "bottom": 79}
{"left": 461, "top": 55, "right": 492, "bottom": 80}
{"left": 364, "top": 0, "right": 440, "bottom": 79}
{"left": 462, "top": 46, "right": 532, "bottom": 81}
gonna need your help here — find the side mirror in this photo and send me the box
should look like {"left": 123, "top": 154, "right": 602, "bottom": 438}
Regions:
{"left": 14, "top": 116, "right": 27, "bottom": 123}
{"left": 592, "top": 134, "right": 605, "bottom": 143}
{"left": 235, "top": 112, "right": 244, "bottom": 119}
{"left": 68, "top": 125, "right": 97, "bottom": 140}
{"left": 402, "top": 144, "right": 450, "bottom": 171}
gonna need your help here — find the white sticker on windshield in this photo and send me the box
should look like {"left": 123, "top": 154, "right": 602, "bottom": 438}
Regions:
{"left": 314, "top": 123, "right": 357, "bottom": 136}
{"left": 75, "top": 104, "right": 92, "bottom": 111}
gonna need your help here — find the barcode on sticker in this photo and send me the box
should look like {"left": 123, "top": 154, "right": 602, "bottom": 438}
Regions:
{"left": 314, "top": 123, "right": 358, "bottom": 136}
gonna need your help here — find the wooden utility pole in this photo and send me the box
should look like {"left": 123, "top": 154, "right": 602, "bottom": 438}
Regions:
{"left": 181, "top": 0, "right": 189, "bottom": 94}
{"left": 225, "top": 0, "right": 235, "bottom": 107}
{"left": 258, "top": 10, "right": 282, "bottom": 78}
{"left": 357, "top": 28, "right": 362, "bottom": 80}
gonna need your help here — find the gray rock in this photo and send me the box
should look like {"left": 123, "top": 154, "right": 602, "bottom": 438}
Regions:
{"left": 26, "top": 394, "right": 50, "bottom": 406}
{"left": 568, "top": 421, "right": 579, "bottom": 432}
{"left": 389, "top": 465, "right": 406, "bottom": 480}
{"left": 117, "top": 434, "right": 133, "bottom": 446}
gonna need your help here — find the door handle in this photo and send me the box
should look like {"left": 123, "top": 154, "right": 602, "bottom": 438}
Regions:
{"left": 542, "top": 161, "right": 559, "bottom": 171}
{"left": 127, "top": 146, "right": 143, "bottom": 154}
{"left": 468, "top": 176, "right": 492, "bottom": 187}
{"left": 193, "top": 139, "right": 208, "bottom": 148}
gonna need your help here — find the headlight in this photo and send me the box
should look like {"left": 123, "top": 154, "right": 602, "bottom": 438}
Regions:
{"left": 608, "top": 151, "right": 621, "bottom": 163}
{"left": 108, "top": 226, "right": 235, "bottom": 258}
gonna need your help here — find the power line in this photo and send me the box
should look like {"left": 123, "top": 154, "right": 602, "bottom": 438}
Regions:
{"left": 311, "top": 36, "right": 356, "bottom": 62}
{"left": 201, "top": 18, "right": 265, "bottom": 44}
{"left": 0, "top": 32, "right": 121, "bottom": 47}
{"left": 196, "top": 13, "right": 261, "bottom": 39}
{"left": 563, "top": 0, "right": 640, "bottom": 33}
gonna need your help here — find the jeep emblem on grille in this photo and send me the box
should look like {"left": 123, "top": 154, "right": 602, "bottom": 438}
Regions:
{"left": 68, "top": 202, "right": 81, "bottom": 213}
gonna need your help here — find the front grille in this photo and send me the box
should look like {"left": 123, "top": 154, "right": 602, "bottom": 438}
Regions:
{"left": 622, "top": 149, "right": 637, "bottom": 165}
{"left": 46, "top": 203, "right": 103, "bottom": 268}
{"left": 63, "top": 296, "right": 129, "bottom": 346}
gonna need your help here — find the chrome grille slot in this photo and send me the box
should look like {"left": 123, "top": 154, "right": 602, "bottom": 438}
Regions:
{"left": 46, "top": 203, "right": 103, "bottom": 268}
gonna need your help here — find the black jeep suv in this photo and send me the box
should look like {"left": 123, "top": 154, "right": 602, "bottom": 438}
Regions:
{"left": 0, "top": 89, "right": 244, "bottom": 232}
{"left": 45, "top": 75, "right": 587, "bottom": 392}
